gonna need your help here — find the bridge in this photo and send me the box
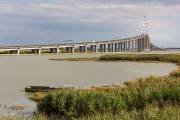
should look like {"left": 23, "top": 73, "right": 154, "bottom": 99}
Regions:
{"left": 0, "top": 34, "right": 151, "bottom": 55}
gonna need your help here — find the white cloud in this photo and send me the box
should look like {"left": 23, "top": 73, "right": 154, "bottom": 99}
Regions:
{"left": 0, "top": 1, "right": 179, "bottom": 47}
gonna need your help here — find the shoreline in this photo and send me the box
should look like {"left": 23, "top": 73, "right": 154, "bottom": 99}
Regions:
{"left": 0, "top": 53, "right": 179, "bottom": 119}
{"left": 29, "top": 58, "right": 180, "bottom": 102}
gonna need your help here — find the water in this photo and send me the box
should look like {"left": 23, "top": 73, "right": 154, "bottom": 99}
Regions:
{"left": 0, "top": 54, "right": 176, "bottom": 115}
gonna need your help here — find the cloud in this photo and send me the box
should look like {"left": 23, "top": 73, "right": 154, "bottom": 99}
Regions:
{"left": 0, "top": 0, "right": 179, "bottom": 47}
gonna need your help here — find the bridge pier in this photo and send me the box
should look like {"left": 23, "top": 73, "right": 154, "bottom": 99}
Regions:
{"left": 109, "top": 43, "right": 114, "bottom": 52}
{"left": 65, "top": 47, "right": 74, "bottom": 53}
{"left": 139, "top": 39, "right": 141, "bottom": 52}
{"left": 114, "top": 43, "right": 118, "bottom": 52}
{"left": 90, "top": 45, "right": 97, "bottom": 53}
{"left": 125, "top": 41, "right": 127, "bottom": 52}
{"left": 79, "top": 46, "right": 87, "bottom": 53}
{"left": 100, "top": 44, "right": 106, "bottom": 52}
{"left": 32, "top": 49, "right": 40, "bottom": 54}
{"left": 9, "top": 50, "right": 19, "bottom": 54}
{"left": 49, "top": 48, "right": 57, "bottom": 53}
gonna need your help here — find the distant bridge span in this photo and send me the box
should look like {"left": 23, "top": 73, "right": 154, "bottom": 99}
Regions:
{"left": 0, "top": 34, "right": 151, "bottom": 54}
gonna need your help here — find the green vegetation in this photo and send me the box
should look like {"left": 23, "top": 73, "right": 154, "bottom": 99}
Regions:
{"left": 170, "top": 69, "right": 180, "bottom": 77}
{"left": 99, "top": 54, "right": 180, "bottom": 64}
{"left": 1, "top": 104, "right": 180, "bottom": 120}
{"left": 34, "top": 69, "right": 180, "bottom": 120}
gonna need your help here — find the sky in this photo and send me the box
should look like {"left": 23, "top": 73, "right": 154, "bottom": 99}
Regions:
{"left": 0, "top": 0, "right": 179, "bottom": 47}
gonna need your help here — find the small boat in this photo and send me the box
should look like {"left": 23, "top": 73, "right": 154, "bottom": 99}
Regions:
{"left": 25, "top": 86, "right": 51, "bottom": 92}
{"left": 25, "top": 85, "right": 74, "bottom": 92}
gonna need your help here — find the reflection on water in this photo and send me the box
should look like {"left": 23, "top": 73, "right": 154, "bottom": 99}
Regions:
{"left": 0, "top": 54, "right": 176, "bottom": 115}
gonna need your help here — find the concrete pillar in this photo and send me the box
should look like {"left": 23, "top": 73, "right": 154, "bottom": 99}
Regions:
{"left": 50, "top": 48, "right": 57, "bottom": 53}
{"left": 136, "top": 39, "right": 138, "bottom": 52}
{"left": 117, "top": 42, "right": 120, "bottom": 52}
{"left": 139, "top": 38, "right": 142, "bottom": 52}
{"left": 125, "top": 41, "right": 127, "bottom": 52}
{"left": 128, "top": 41, "right": 131, "bottom": 52}
{"left": 148, "top": 36, "right": 150, "bottom": 51}
{"left": 90, "top": 45, "right": 97, "bottom": 52}
{"left": 114, "top": 43, "right": 118, "bottom": 52}
{"left": 56, "top": 48, "right": 59, "bottom": 54}
{"left": 123, "top": 42, "right": 125, "bottom": 52}
{"left": 133, "top": 40, "right": 135, "bottom": 52}
{"left": 113, "top": 43, "right": 117, "bottom": 52}
{"left": 10, "top": 50, "right": 19, "bottom": 54}
{"left": 141, "top": 39, "right": 143, "bottom": 52}
{"left": 90, "top": 46, "right": 92, "bottom": 52}
{"left": 120, "top": 42, "right": 123, "bottom": 52}
{"left": 105, "top": 44, "right": 108, "bottom": 52}
{"left": 132, "top": 40, "right": 135, "bottom": 52}
{"left": 100, "top": 44, "right": 105, "bottom": 52}
{"left": 65, "top": 47, "right": 68, "bottom": 53}
{"left": 118, "top": 42, "right": 121, "bottom": 52}
{"left": 96, "top": 44, "right": 98, "bottom": 53}
{"left": 126, "top": 41, "right": 128, "bottom": 52}
{"left": 139, "top": 39, "right": 142, "bottom": 52}
{"left": 147, "top": 38, "right": 149, "bottom": 51}
{"left": 39, "top": 48, "right": 41, "bottom": 54}
{"left": 134, "top": 40, "right": 136, "bottom": 52}
{"left": 122, "top": 42, "right": 125, "bottom": 52}
{"left": 146, "top": 39, "right": 148, "bottom": 51}
{"left": 72, "top": 47, "right": 75, "bottom": 54}
{"left": 110, "top": 43, "right": 112, "bottom": 52}
{"left": 17, "top": 49, "right": 20, "bottom": 55}
{"left": 107, "top": 44, "right": 110, "bottom": 52}
{"left": 85, "top": 46, "right": 87, "bottom": 53}
{"left": 144, "top": 38, "right": 146, "bottom": 52}
{"left": 142, "top": 38, "right": 144, "bottom": 52}
{"left": 137, "top": 39, "right": 140, "bottom": 52}
{"left": 90, "top": 45, "right": 93, "bottom": 52}
{"left": 79, "top": 46, "right": 87, "bottom": 53}
{"left": 141, "top": 38, "right": 144, "bottom": 52}
{"left": 32, "top": 49, "right": 39, "bottom": 54}
{"left": 66, "top": 47, "right": 73, "bottom": 53}
{"left": 138, "top": 39, "right": 140, "bottom": 52}
{"left": 79, "top": 46, "right": 82, "bottom": 53}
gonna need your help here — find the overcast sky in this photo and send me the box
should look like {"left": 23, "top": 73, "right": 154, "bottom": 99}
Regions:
{"left": 0, "top": 0, "right": 179, "bottom": 47}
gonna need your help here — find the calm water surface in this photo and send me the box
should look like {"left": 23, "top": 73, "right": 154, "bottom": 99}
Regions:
{"left": 0, "top": 54, "right": 176, "bottom": 115}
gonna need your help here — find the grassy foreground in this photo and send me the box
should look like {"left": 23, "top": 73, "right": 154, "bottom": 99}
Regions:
{"left": 27, "top": 69, "right": 179, "bottom": 120}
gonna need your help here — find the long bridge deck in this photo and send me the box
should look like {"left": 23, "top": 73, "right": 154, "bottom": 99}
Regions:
{"left": 0, "top": 34, "right": 151, "bottom": 54}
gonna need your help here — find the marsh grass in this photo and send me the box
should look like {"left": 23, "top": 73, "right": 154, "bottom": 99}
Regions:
{"left": 170, "top": 69, "right": 180, "bottom": 77}
{"left": 99, "top": 54, "right": 180, "bottom": 64}
{"left": 36, "top": 72, "right": 180, "bottom": 119}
